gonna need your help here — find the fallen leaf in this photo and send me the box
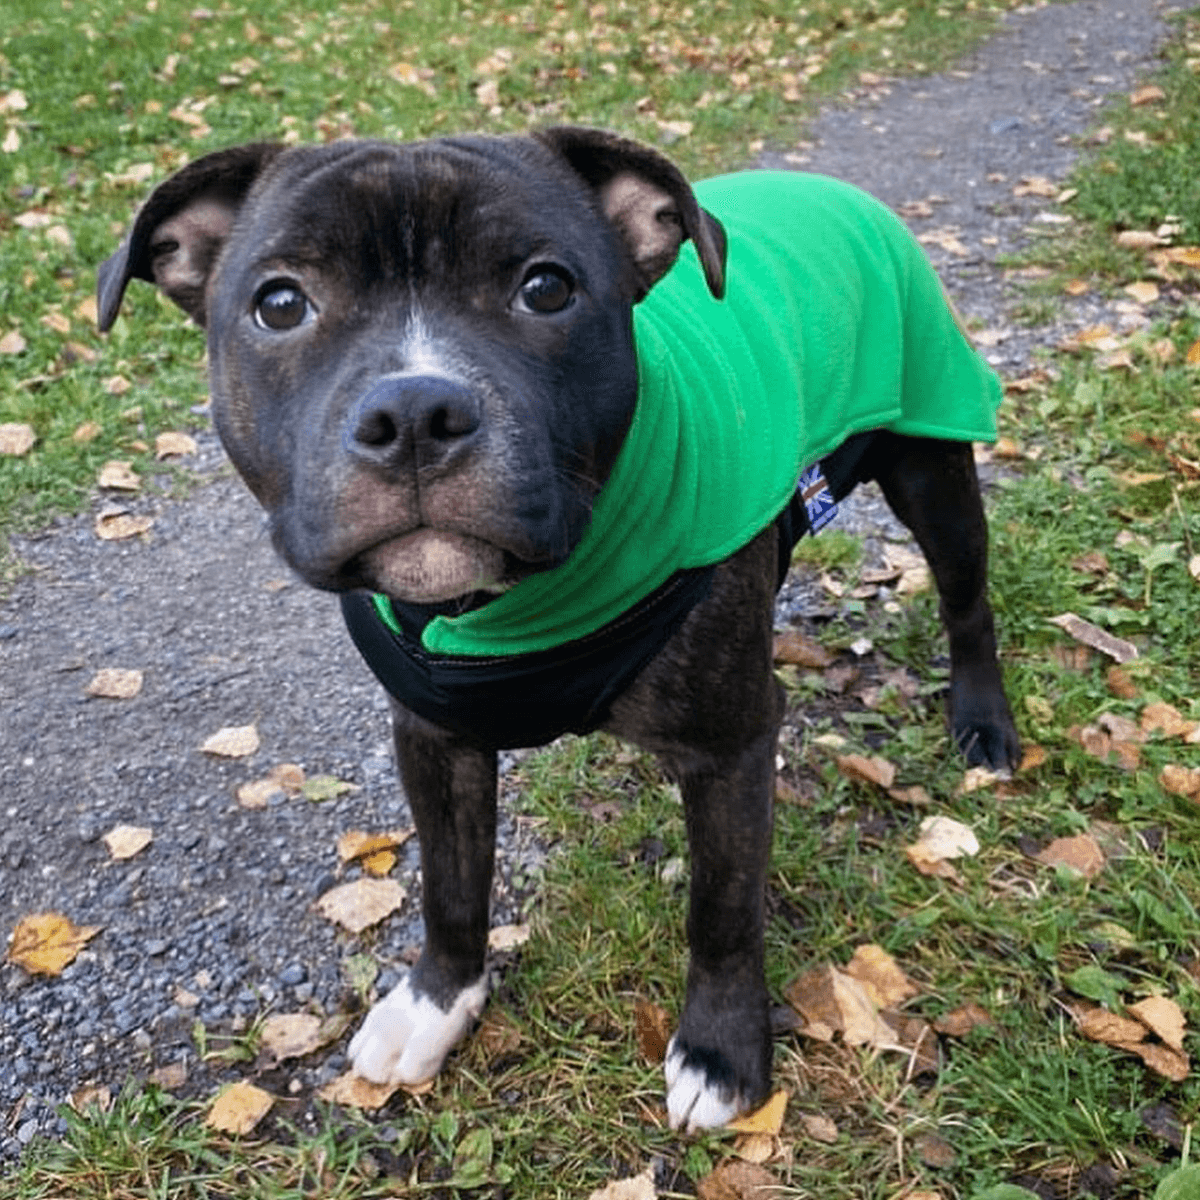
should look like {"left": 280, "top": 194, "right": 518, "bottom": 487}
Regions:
{"left": 259, "top": 1013, "right": 325, "bottom": 1062}
{"left": 726, "top": 1089, "right": 787, "bottom": 1135}
{"left": 1127, "top": 1040, "right": 1190, "bottom": 1082}
{"left": 73, "top": 421, "right": 102, "bottom": 443}
{"left": 476, "top": 1011, "right": 523, "bottom": 1058}
{"left": 1189, "top": 340, "right": 1200, "bottom": 367}
{"left": 1048, "top": 612, "right": 1138, "bottom": 663}
{"left": 97, "top": 460, "right": 141, "bottom": 491}
{"left": 1159, "top": 764, "right": 1200, "bottom": 798}
{"left": 844, "top": 944, "right": 918, "bottom": 1008}
{"left": 905, "top": 815, "right": 979, "bottom": 880}
{"left": 1125, "top": 281, "right": 1160, "bottom": 305}
{"left": 155, "top": 431, "right": 198, "bottom": 458}
{"left": 1130, "top": 84, "right": 1166, "bottom": 106}
{"left": 799, "top": 1113, "right": 839, "bottom": 1143}
{"left": 151, "top": 1061, "right": 188, "bottom": 1090}
{"left": 1073, "top": 1003, "right": 1147, "bottom": 1045}
{"left": 6, "top": 912, "right": 102, "bottom": 975}
{"left": 200, "top": 723, "right": 260, "bottom": 757}
{"left": 319, "top": 1069, "right": 415, "bottom": 1108}
{"left": 772, "top": 630, "right": 834, "bottom": 668}
{"left": 362, "top": 849, "right": 396, "bottom": 876}
{"left": 94, "top": 510, "right": 154, "bottom": 541}
{"left": 933, "top": 1003, "right": 994, "bottom": 1037}
{"left": 488, "top": 923, "right": 532, "bottom": 951}
{"left": 1107, "top": 666, "right": 1139, "bottom": 700}
{"left": 316, "top": 878, "right": 406, "bottom": 933}
{"left": 0, "top": 331, "right": 28, "bottom": 355}
{"left": 635, "top": 998, "right": 672, "bottom": 1064}
{"left": 102, "top": 824, "right": 153, "bottom": 860}
{"left": 1141, "top": 702, "right": 1198, "bottom": 739}
{"left": 1019, "top": 745, "right": 1049, "bottom": 771}
{"left": 302, "top": 774, "right": 356, "bottom": 801}
{"left": 235, "top": 778, "right": 283, "bottom": 809}
{"left": 1063, "top": 279, "right": 1090, "bottom": 296}
{"left": 1036, "top": 834, "right": 1105, "bottom": 879}
{"left": 1116, "top": 230, "right": 1166, "bottom": 250}
{"left": 588, "top": 1169, "right": 658, "bottom": 1200}
{"left": 697, "top": 1160, "right": 782, "bottom": 1200}
{"left": 68, "top": 1084, "right": 112, "bottom": 1113}
{"left": 1013, "top": 175, "right": 1059, "bottom": 198}
{"left": 916, "top": 1133, "right": 957, "bottom": 1168}
{"left": 0, "top": 422, "right": 36, "bottom": 455}
{"left": 960, "top": 765, "right": 1003, "bottom": 793}
{"left": 206, "top": 1080, "right": 274, "bottom": 1134}
{"left": 835, "top": 753, "right": 896, "bottom": 789}
{"left": 337, "top": 828, "right": 413, "bottom": 863}
{"left": 85, "top": 667, "right": 143, "bottom": 699}
{"left": 1128, "top": 996, "right": 1187, "bottom": 1054}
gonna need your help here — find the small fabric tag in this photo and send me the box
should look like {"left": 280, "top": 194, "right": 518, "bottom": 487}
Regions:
{"left": 798, "top": 463, "right": 838, "bottom": 533}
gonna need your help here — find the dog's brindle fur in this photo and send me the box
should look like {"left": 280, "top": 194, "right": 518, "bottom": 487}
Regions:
{"left": 98, "top": 127, "right": 1019, "bottom": 1131}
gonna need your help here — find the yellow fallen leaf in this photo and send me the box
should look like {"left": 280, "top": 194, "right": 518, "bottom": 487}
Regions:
{"left": 319, "top": 1069, "right": 416, "bottom": 1108}
{"left": 85, "top": 667, "right": 143, "bottom": 699}
{"left": 316, "top": 878, "right": 406, "bottom": 933}
{"left": 1187, "top": 339, "right": 1200, "bottom": 367}
{"left": 834, "top": 753, "right": 896, "bottom": 789}
{"left": 726, "top": 1089, "right": 787, "bottom": 1135}
{"left": 102, "top": 824, "right": 153, "bottom": 860}
{"left": 1128, "top": 996, "right": 1187, "bottom": 1054}
{"left": 6, "top": 912, "right": 102, "bottom": 975}
{"left": 0, "top": 422, "right": 36, "bottom": 455}
{"left": 1141, "top": 702, "right": 1198, "bottom": 739}
{"left": 336, "top": 828, "right": 413, "bottom": 863}
{"left": 844, "top": 944, "right": 919, "bottom": 1008}
{"left": 155, "top": 431, "right": 199, "bottom": 458}
{"left": 206, "top": 1080, "right": 274, "bottom": 1134}
{"left": 905, "top": 815, "right": 979, "bottom": 880}
{"left": 1124, "top": 281, "right": 1159, "bottom": 305}
{"left": 259, "top": 1013, "right": 324, "bottom": 1061}
{"left": 1063, "top": 279, "right": 1090, "bottom": 296}
{"left": 1130, "top": 84, "right": 1166, "bottom": 106}
{"left": 586, "top": 1168, "right": 657, "bottom": 1200}
{"left": 200, "top": 724, "right": 260, "bottom": 757}
{"left": 361, "top": 849, "right": 396, "bottom": 877}
{"left": 1036, "top": 834, "right": 1105, "bottom": 879}
{"left": 488, "top": 923, "right": 532, "bottom": 951}
{"left": 95, "top": 510, "right": 154, "bottom": 541}
{"left": 97, "top": 460, "right": 141, "bottom": 491}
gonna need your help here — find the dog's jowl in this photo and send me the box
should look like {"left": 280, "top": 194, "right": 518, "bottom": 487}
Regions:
{"left": 99, "top": 126, "right": 1019, "bottom": 1131}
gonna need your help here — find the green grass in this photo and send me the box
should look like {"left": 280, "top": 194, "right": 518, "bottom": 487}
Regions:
{"left": 6, "top": 1, "right": 1200, "bottom": 1198}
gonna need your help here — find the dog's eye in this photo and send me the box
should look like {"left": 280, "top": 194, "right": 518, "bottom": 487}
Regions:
{"left": 254, "top": 282, "right": 311, "bottom": 331}
{"left": 516, "top": 266, "right": 574, "bottom": 315}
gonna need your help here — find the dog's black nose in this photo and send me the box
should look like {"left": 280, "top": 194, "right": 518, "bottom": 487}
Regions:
{"left": 347, "top": 375, "right": 482, "bottom": 469}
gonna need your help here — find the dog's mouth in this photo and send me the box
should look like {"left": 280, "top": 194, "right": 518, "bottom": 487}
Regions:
{"left": 352, "top": 528, "right": 516, "bottom": 605}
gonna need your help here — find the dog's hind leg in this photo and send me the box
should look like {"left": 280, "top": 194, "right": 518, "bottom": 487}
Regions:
{"left": 349, "top": 703, "right": 496, "bottom": 1086}
{"left": 870, "top": 433, "right": 1020, "bottom": 771}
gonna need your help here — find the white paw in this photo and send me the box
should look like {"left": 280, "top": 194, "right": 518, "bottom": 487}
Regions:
{"left": 663, "top": 1036, "right": 744, "bottom": 1132}
{"left": 349, "top": 972, "right": 488, "bottom": 1086}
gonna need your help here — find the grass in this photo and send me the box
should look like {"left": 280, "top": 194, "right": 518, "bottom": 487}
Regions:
{"left": 4, "top": 0, "right": 1200, "bottom": 1198}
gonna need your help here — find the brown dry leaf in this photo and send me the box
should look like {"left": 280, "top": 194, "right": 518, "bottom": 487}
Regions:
{"left": 1141, "top": 701, "right": 1198, "bottom": 740}
{"left": 587, "top": 1169, "right": 657, "bottom": 1200}
{"left": 337, "top": 828, "right": 413, "bottom": 863}
{"left": 1116, "top": 230, "right": 1166, "bottom": 250}
{"left": 1160, "top": 764, "right": 1200, "bottom": 798}
{"left": 918, "top": 228, "right": 969, "bottom": 257}
{"left": 1107, "top": 666, "right": 1140, "bottom": 700}
{"left": 1131, "top": 84, "right": 1166, "bottom": 106}
{"left": 0, "top": 330, "right": 27, "bottom": 354}
{"left": 1188, "top": 340, "right": 1200, "bottom": 367}
{"left": 844, "top": 944, "right": 918, "bottom": 1009}
{"left": 200, "top": 723, "right": 260, "bottom": 757}
{"left": 0, "top": 422, "right": 36, "bottom": 455}
{"left": 102, "top": 374, "right": 132, "bottom": 396}
{"left": 1013, "top": 175, "right": 1059, "bottom": 197}
{"left": 319, "top": 1069, "right": 407, "bottom": 1107}
{"left": 476, "top": 1010, "right": 523, "bottom": 1059}
{"left": 41, "top": 310, "right": 71, "bottom": 335}
{"left": 726, "top": 1089, "right": 787, "bottom": 1135}
{"left": 68, "top": 1084, "right": 112, "bottom": 1114}
{"left": 960, "top": 765, "right": 1003, "bottom": 793}
{"left": 1074, "top": 1002, "right": 1148, "bottom": 1045}
{"left": 98, "top": 460, "right": 141, "bottom": 490}
{"left": 155, "top": 431, "right": 198, "bottom": 458}
{"left": 259, "top": 1013, "right": 324, "bottom": 1062}
{"left": 1127, "top": 1041, "right": 1190, "bottom": 1082}
{"left": 905, "top": 815, "right": 979, "bottom": 881}
{"left": 6, "top": 912, "right": 102, "bottom": 975}
{"left": 772, "top": 630, "right": 834, "bottom": 668}
{"left": 730, "top": 1132, "right": 775, "bottom": 1165}
{"left": 84, "top": 667, "right": 144, "bottom": 699}
{"left": 206, "top": 1080, "right": 274, "bottom": 1134}
{"left": 102, "top": 824, "right": 153, "bottom": 861}
{"left": 933, "top": 1002, "right": 994, "bottom": 1037}
{"left": 1048, "top": 612, "right": 1138, "bottom": 663}
{"left": 888, "top": 784, "right": 933, "bottom": 807}
{"left": 1019, "top": 744, "right": 1049, "bottom": 771}
{"left": 151, "top": 1061, "right": 188, "bottom": 1090}
{"left": 835, "top": 753, "right": 896, "bottom": 789}
{"left": 1063, "top": 279, "right": 1090, "bottom": 296}
{"left": 634, "top": 998, "right": 672, "bottom": 1064}
{"left": 488, "top": 923, "right": 531, "bottom": 951}
{"left": 1128, "top": 996, "right": 1187, "bottom": 1054}
{"left": 316, "top": 878, "right": 406, "bottom": 933}
{"left": 1036, "top": 834, "right": 1105, "bottom": 879}
{"left": 95, "top": 510, "right": 154, "bottom": 541}
{"left": 73, "top": 420, "right": 102, "bottom": 444}
{"left": 799, "top": 1113, "right": 839, "bottom": 1144}
{"left": 697, "top": 1160, "right": 782, "bottom": 1200}
{"left": 1125, "top": 281, "right": 1160, "bottom": 305}
{"left": 1073, "top": 999, "right": 1189, "bottom": 1078}
{"left": 1097, "top": 348, "right": 1135, "bottom": 372}
{"left": 236, "top": 778, "right": 283, "bottom": 809}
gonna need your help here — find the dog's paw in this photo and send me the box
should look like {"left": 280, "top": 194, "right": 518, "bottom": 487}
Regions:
{"left": 663, "top": 1036, "right": 747, "bottom": 1132}
{"left": 349, "top": 972, "right": 488, "bottom": 1086}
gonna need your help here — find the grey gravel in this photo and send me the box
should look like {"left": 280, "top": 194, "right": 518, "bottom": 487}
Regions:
{"left": 0, "top": 0, "right": 1172, "bottom": 1161}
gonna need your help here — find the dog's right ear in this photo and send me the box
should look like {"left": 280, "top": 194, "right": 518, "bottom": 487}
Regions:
{"left": 97, "top": 142, "right": 284, "bottom": 332}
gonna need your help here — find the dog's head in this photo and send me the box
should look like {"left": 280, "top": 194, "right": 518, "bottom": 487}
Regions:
{"left": 98, "top": 128, "right": 725, "bottom": 605}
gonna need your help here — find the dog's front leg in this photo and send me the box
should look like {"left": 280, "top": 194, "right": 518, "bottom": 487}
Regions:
{"left": 664, "top": 734, "right": 776, "bottom": 1132}
{"left": 349, "top": 699, "right": 496, "bottom": 1086}
{"left": 872, "top": 433, "right": 1020, "bottom": 771}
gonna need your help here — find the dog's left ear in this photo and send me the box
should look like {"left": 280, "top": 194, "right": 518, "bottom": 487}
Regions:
{"left": 536, "top": 126, "right": 726, "bottom": 301}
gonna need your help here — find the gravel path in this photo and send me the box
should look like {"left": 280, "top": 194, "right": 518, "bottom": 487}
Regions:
{"left": 0, "top": 0, "right": 1172, "bottom": 1159}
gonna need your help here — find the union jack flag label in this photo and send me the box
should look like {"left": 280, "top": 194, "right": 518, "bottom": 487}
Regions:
{"left": 798, "top": 463, "right": 838, "bottom": 533}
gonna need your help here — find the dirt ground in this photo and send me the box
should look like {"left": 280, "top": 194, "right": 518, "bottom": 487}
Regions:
{"left": 0, "top": 0, "right": 1172, "bottom": 1158}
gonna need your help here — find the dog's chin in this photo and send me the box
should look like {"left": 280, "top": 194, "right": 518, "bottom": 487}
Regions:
{"left": 360, "top": 529, "right": 511, "bottom": 605}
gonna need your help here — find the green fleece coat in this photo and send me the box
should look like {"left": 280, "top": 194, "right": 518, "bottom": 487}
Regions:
{"left": 395, "top": 170, "right": 1002, "bottom": 657}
